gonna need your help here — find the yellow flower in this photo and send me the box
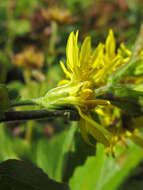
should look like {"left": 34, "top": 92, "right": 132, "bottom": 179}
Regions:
{"left": 13, "top": 46, "right": 44, "bottom": 70}
{"left": 59, "top": 30, "right": 123, "bottom": 86}
{"left": 32, "top": 28, "right": 142, "bottom": 155}
{"left": 57, "top": 30, "right": 135, "bottom": 154}
{"left": 33, "top": 29, "right": 143, "bottom": 155}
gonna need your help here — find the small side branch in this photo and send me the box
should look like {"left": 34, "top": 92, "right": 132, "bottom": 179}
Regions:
{"left": 0, "top": 109, "right": 80, "bottom": 123}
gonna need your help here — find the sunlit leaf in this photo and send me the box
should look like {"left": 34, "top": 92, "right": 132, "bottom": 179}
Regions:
{"left": 69, "top": 142, "right": 143, "bottom": 190}
{"left": 0, "top": 124, "right": 17, "bottom": 162}
{"left": 36, "top": 123, "right": 77, "bottom": 181}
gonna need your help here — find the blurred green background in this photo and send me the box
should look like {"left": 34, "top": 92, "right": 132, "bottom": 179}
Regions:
{"left": 1, "top": 0, "right": 143, "bottom": 189}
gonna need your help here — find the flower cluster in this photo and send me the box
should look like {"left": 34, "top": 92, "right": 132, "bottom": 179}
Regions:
{"left": 57, "top": 30, "right": 143, "bottom": 154}
{"left": 13, "top": 46, "right": 44, "bottom": 70}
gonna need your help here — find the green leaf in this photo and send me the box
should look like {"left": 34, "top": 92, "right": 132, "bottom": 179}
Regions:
{"left": 7, "top": 81, "right": 24, "bottom": 101}
{"left": 12, "top": 136, "right": 32, "bottom": 160}
{"left": 0, "top": 159, "right": 70, "bottom": 190}
{"left": 13, "top": 0, "right": 40, "bottom": 17}
{"left": 9, "top": 20, "right": 31, "bottom": 36}
{"left": 36, "top": 123, "right": 77, "bottom": 181}
{"left": 66, "top": 0, "right": 92, "bottom": 12}
{"left": 63, "top": 131, "right": 95, "bottom": 182}
{"left": 0, "top": 124, "right": 17, "bottom": 162}
{"left": 69, "top": 142, "right": 143, "bottom": 190}
{"left": 134, "top": 60, "right": 143, "bottom": 75}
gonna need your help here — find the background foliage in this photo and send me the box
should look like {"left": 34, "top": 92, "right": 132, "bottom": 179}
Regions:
{"left": 0, "top": 0, "right": 143, "bottom": 189}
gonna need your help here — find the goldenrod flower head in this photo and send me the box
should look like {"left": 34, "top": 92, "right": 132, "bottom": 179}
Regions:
{"left": 32, "top": 29, "right": 143, "bottom": 155}
{"left": 58, "top": 30, "right": 131, "bottom": 112}
{"left": 57, "top": 30, "right": 134, "bottom": 154}
{"left": 37, "top": 29, "right": 141, "bottom": 155}
{"left": 60, "top": 30, "right": 122, "bottom": 86}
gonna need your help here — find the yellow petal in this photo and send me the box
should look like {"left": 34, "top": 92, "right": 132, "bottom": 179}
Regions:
{"left": 60, "top": 61, "right": 71, "bottom": 78}
{"left": 105, "top": 29, "right": 116, "bottom": 58}
{"left": 66, "top": 31, "right": 79, "bottom": 75}
{"left": 74, "top": 30, "right": 80, "bottom": 68}
{"left": 79, "top": 36, "right": 91, "bottom": 68}
{"left": 66, "top": 32, "right": 75, "bottom": 71}
{"left": 95, "top": 107, "right": 105, "bottom": 116}
{"left": 92, "top": 43, "right": 104, "bottom": 69}
{"left": 120, "top": 43, "right": 132, "bottom": 56}
{"left": 57, "top": 79, "right": 70, "bottom": 86}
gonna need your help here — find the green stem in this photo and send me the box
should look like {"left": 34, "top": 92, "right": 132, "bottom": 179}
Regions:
{"left": 49, "top": 21, "right": 58, "bottom": 54}
{"left": 0, "top": 109, "right": 80, "bottom": 123}
{"left": 23, "top": 69, "right": 34, "bottom": 142}
{"left": 23, "top": 69, "right": 31, "bottom": 85}
{"left": 5, "top": 4, "right": 15, "bottom": 54}
{"left": 25, "top": 120, "right": 35, "bottom": 144}
{"left": 47, "top": 21, "right": 58, "bottom": 65}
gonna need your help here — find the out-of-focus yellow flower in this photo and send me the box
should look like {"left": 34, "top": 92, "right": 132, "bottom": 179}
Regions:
{"left": 42, "top": 7, "right": 74, "bottom": 24}
{"left": 94, "top": 105, "right": 143, "bottom": 154}
{"left": 13, "top": 46, "right": 44, "bottom": 70}
{"left": 57, "top": 30, "right": 135, "bottom": 154}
